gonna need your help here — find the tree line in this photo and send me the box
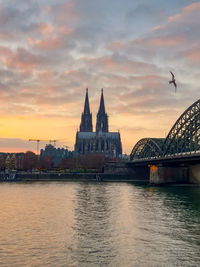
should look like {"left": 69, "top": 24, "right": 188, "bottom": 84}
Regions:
{"left": 0, "top": 151, "right": 106, "bottom": 172}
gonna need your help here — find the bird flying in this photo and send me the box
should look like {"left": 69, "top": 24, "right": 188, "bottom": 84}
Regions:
{"left": 169, "top": 71, "right": 177, "bottom": 92}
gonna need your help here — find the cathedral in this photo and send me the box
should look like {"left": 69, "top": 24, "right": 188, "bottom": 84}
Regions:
{"left": 75, "top": 89, "right": 122, "bottom": 157}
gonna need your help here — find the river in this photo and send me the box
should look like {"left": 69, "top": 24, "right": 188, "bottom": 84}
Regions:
{"left": 0, "top": 182, "right": 199, "bottom": 266}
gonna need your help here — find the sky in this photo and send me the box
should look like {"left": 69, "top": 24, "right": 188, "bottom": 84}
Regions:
{"left": 0, "top": 0, "right": 200, "bottom": 154}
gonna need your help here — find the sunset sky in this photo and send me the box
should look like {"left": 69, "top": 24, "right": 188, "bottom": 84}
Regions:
{"left": 0, "top": 0, "right": 200, "bottom": 154}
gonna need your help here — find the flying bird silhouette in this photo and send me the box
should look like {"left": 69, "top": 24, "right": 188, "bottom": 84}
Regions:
{"left": 169, "top": 71, "right": 177, "bottom": 92}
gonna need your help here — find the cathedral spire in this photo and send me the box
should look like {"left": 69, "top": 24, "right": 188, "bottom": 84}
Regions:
{"left": 96, "top": 88, "right": 108, "bottom": 132}
{"left": 83, "top": 88, "right": 90, "bottom": 114}
{"left": 80, "top": 88, "right": 93, "bottom": 132}
{"left": 98, "top": 88, "right": 105, "bottom": 114}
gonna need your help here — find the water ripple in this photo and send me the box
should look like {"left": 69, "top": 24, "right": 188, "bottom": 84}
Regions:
{"left": 0, "top": 182, "right": 199, "bottom": 266}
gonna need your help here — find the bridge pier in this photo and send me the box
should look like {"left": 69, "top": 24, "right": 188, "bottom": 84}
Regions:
{"left": 189, "top": 164, "right": 200, "bottom": 184}
{"left": 149, "top": 164, "right": 189, "bottom": 185}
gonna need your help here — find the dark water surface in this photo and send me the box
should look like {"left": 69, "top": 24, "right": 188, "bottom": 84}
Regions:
{"left": 0, "top": 182, "right": 199, "bottom": 267}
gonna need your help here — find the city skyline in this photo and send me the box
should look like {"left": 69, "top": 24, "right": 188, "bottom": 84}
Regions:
{"left": 0, "top": 0, "right": 199, "bottom": 153}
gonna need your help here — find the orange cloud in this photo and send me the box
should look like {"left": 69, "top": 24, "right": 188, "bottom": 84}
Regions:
{"left": 151, "top": 25, "right": 162, "bottom": 32}
{"left": 0, "top": 32, "right": 14, "bottom": 40}
{"left": 149, "top": 36, "right": 185, "bottom": 47}
{"left": 87, "top": 56, "right": 158, "bottom": 74}
{"left": 183, "top": 2, "right": 200, "bottom": 13}
{"left": 109, "top": 41, "right": 123, "bottom": 50}
{"left": 28, "top": 36, "right": 63, "bottom": 50}
{"left": 130, "top": 34, "right": 188, "bottom": 48}
{"left": 59, "top": 26, "right": 74, "bottom": 35}
{"left": 0, "top": 46, "right": 11, "bottom": 55}
{"left": 1, "top": 48, "right": 41, "bottom": 72}
{"left": 168, "top": 2, "right": 200, "bottom": 22}
{"left": 2, "top": 57, "right": 35, "bottom": 72}
{"left": 168, "top": 14, "right": 180, "bottom": 23}
{"left": 35, "top": 23, "right": 53, "bottom": 35}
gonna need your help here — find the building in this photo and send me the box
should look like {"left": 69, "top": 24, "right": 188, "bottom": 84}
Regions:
{"left": 5, "top": 153, "right": 25, "bottom": 170}
{"left": 0, "top": 153, "right": 7, "bottom": 170}
{"left": 40, "top": 144, "right": 74, "bottom": 167}
{"left": 75, "top": 88, "right": 122, "bottom": 157}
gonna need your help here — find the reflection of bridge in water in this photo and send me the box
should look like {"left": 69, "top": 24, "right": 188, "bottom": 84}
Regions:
{"left": 129, "top": 99, "right": 200, "bottom": 185}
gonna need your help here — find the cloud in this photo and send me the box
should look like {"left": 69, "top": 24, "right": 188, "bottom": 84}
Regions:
{"left": 49, "top": 1, "right": 79, "bottom": 25}
{"left": 28, "top": 36, "right": 64, "bottom": 50}
{"left": 168, "top": 2, "right": 200, "bottom": 22}
{"left": 0, "top": 1, "right": 40, "bottom": 38}
{"left": 1, "top": 48, "right": 45, "bottom": 71}
{"left": 35, "top": 22, "right": 53, "bottom": 35}
{"left": 0, "top": 138, "right": 32, "bottom": 150}
{"left": 0, "top": 0, "right": 198, "bottom": 153}
{"left": 86, "top": 54, "right": 159, "bottom": 75}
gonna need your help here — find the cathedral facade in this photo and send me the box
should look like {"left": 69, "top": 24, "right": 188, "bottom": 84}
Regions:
{"left": 75, "top": 89, "right": 122, "bottom": 157}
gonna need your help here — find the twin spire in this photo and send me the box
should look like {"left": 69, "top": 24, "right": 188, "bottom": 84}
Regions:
{"left": 96, "top": 88, "right": 108, "bottom": 132}
{"left": 80, "top": 88, "right": 108, "bottom": 133}
{"left": 80, "top": 88, "right": 93, "bottom": 132}
{"left": 98, "top": 88, "right": 106, "bottom": 114}
{"left": 83, "top": 88, "right": 90, "bottom": 115}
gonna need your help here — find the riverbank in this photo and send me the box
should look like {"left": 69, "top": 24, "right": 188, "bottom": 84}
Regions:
{"left": 0, "top": 172, "right": 149, "bottom": 183}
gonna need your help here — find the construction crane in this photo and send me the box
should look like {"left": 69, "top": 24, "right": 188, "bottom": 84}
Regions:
{"left": 49, "top": 140, "right": 57, "bottom": 146}
{"left": 28, "top": 139, "right": 43, "bottom": 155}
{"left": 28, "top": 139, "right": 68, "bottom": 155}
{"left": 49, "top": 139, "right": 69, "bottom": 147}
{"left": 48, "top": 139, "right": 68, "bottom": 147}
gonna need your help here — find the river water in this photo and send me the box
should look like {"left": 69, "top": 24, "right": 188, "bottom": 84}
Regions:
{"left": 0, "top": 182, "right": 199, "bottom": 267}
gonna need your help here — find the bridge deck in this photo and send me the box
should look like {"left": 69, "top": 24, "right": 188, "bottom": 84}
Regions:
{"left": 131, "top": 152, "right": 200, "bottom": 166}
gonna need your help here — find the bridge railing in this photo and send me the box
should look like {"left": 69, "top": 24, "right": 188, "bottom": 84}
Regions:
{"left": 131, "top": 150, "right": 200, "bottom": 162}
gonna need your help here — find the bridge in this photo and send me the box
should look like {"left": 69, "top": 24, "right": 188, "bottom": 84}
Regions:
{"left": 129, "top": 98, "right": 200, "bottom": 185}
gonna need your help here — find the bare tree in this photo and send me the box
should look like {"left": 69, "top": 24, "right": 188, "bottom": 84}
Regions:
{"left": 24, "top": 151, "right": 38, "bottom": 170}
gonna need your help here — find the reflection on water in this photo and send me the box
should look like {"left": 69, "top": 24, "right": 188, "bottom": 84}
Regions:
{"left": 0, "top": 182, "right": 199, "bottom": 266}
{"left": 72, "top": 184, "right": 115, "bottom": 266}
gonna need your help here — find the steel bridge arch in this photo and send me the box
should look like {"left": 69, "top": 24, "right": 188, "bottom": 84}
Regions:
{"left": 163, "top": 99, "right": 200, "bottom": 155}
{"left": 130, "top": 138, "right": 164, "bottom": 160}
